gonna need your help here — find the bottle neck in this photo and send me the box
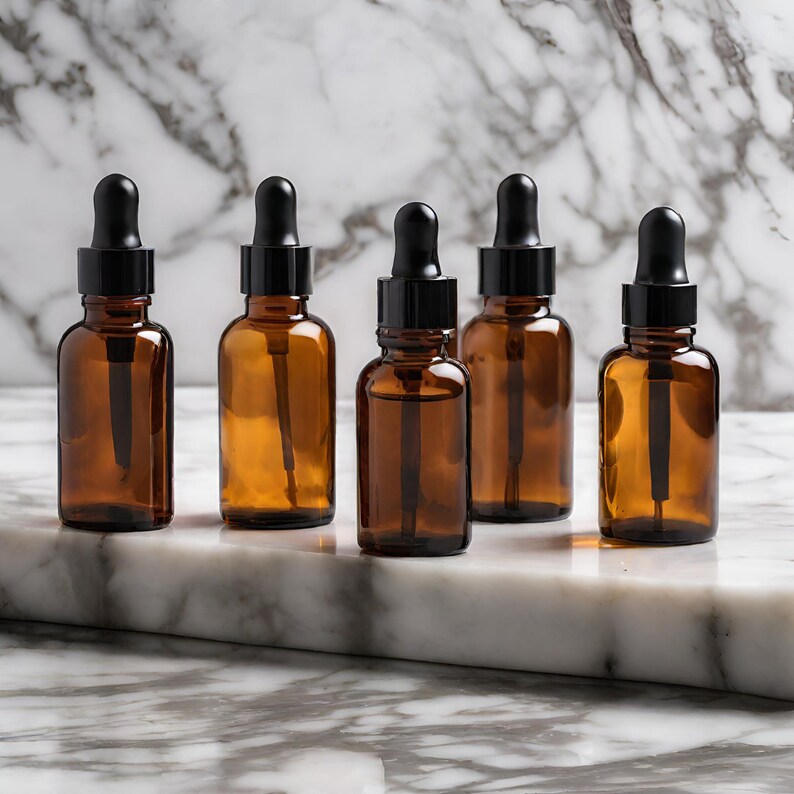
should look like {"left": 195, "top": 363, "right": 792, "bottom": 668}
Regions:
{"left": 624, "top": 326, "right": 696, "bottom": 354}
{"left": 83, "top": 295, "right": 150, "bottom": 326}
{"left": 377, "top": 328, "right": 450, "bottom": 363}
{"left": 245, "top": 295, "right": 308, "bottom": 321}
{"left": 482, "top": 295, "right": 550, "bottom": 318}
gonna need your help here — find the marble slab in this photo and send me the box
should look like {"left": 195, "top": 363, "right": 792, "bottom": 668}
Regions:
{"left": 2, "top": 388, "right": 794, "bottom": 701}
{"left": 2, "top": 620, "right": 793, "bottom": 794}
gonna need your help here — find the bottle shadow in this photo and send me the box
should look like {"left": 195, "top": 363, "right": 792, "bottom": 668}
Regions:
{"left": 219, "top": 523, "right": 338, "bottom": 554}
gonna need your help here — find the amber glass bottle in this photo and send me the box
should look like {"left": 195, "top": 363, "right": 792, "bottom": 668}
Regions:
{"left": 219, "top": 177, "right": 335, "bottom": 529}
{"left": 58, "top": 174, "right": 173, "bottom": 530}
{"left": 357, "top": 202, "right": 470, "bottom": 556}
{"left": 599, "top": 207, "right": 719, "bottom": 544}
{"left": 462, "top": 175, "right": 573, "bottom": 522}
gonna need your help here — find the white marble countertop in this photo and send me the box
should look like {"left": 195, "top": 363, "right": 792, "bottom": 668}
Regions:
{"left": 2, "top": 388, "right": 794, "bottom": 702}
{"left": 1, "top": 619, "right": 793, "bottom": 793}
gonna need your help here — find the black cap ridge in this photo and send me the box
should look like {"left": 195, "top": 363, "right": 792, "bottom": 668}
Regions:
{"left": 77, "top": 173, "right": 154, "bottom": 296}
{"left": 622, "top": 206, "right": 697, "bottom": 327}
{"left": 378, "top": 202, "right": 457, "bottom": 330}
{"left": 241, "top": 176, "right": 312, "bottom": 296}
{"left": 478, "top": 173, "right": 555, "bottom": 297}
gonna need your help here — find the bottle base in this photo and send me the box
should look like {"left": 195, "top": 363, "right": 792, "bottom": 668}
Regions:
{"left": 472, "top": 501, "right": 572, "bottom": 524}
{"left": 600, "top": 518, "right": 716, "bottom": 545}
{"left": 59, "top": 503, "right": 172, "bottom": 532}
{"left": 358, "top": 529, "right": 470, "bottom": 557}
{"left": 222, "top": 507, "right": 335, "bottom": 530}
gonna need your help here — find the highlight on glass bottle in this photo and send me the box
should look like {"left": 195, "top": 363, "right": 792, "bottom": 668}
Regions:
{"left": 219, "top": 176, "right": 335, "bottom": 529}
{"left": 356, "top": 202, "right": 471, "bottom": 557}
{"left": 461, "top": 174, "right": 573, "bottom": 522}
{"left": 57, "top": 174, "right": 174, "bottom": 531}
{"left": 599, "top": 206, "right": 719, "bottom": 545}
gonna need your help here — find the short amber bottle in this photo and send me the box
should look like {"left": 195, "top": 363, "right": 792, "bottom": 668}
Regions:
{"left": 357, "top": 202, "right": 471, "bottom": 556}
{"left": 219, "top": 177, "right": 335, "bottom": 529}
{"left": 599, "top": 207, "right": 719, "bottom": 544}
{"left": 462, "top": 175, "right": 573, "bottom": 522}
{"left": 58, "top": 174, "right": 174, "bottom": 531}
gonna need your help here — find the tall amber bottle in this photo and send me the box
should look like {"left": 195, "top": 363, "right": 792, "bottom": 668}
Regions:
{"left": 357, "top": 202, "right": 470, "bottom": 556}
{"left": 219, "top": 177, "right": 335, "bottom": 528}
{"left": 461, "top": 174, "right": 573, "bottom": 522}
{"left": 599, "top": 207, "right": 719, "bottom": 544}
{"left": 58, "top": 174, "right": 174, "bottom": 530}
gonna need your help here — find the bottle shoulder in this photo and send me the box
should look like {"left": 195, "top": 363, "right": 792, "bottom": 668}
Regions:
{"left": 59, "top": 318, "right": 171, "bottom": 350}
{"left": 306, "top": 311, "right": 334, "bottom": 342}
{"left": 600, "top": 341, "right": 719, "bottom": 381}
{"left": 222, "top": 313, "right": 331, "bottom": 336}
{"left": 433, "top": 356, "right": 470, "bottom": 386}
{"left": 599, "top": 343, "right": 629, "bottom": 372}
{"left": 58, "top": 319, "right": 171, "bottom": 377}
{"left": 58, "top": 320, "right": 86, "bottom": 348}
{"left": 358, "top": 354, "right": 469, "bottom": 400}
{"left": 460, "top": 313, "right": 481, "bottom": 338}
{"left": 220, "top": 313, "right": 333, "bottom": 353}
{"left": 691, "top": 343, "right": 719, "bottom": 373}
{"left": 462, "top": 310, "right": 571, "bottom": 339}
{"left": 462, "top": 312, "right": 572, "bottom": 368}
{"left": 142, "top": 319, "right": 173, "bottom": 349}
{"left": 220, "top": 314, "right": 249, "bottom": 343}
{"left": 356, "top": 355, "right": 385, "bottom": 389}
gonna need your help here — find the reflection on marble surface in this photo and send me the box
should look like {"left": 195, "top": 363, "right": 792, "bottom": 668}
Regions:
{"left": 0, "top": 1, "right": 793, "bottom": 408}
{"left": 1, "top": 620, "right": 794, "bottom": 793}
{"left": 3, "top": 387, "right": 794, "bottom": 702}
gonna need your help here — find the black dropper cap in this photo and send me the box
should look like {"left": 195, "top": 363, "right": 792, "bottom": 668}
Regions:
{"left": 241, "top": 176, "right": 312, "bottom": 296}
{"left": 377, "top": 202, "right": 456, "bottom": 330}
{"left": 77, "top": 174, "right": 154, "bottom": 296}
{"left": 478, "top": 174, "right": 555, "bottom": 296}
{"left": 622, "top": 206, "right": 697, "bottom": 327}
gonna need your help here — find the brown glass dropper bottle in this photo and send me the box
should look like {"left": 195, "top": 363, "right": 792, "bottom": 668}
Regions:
{"left": 219, "top": 177, "right": 335, "bottom": 528}
{"left": 57, "top": 174, "right": 174, "bottom": 530}
{"left": 599, "top": 207, "right": 719, "bottom": 544}
{"left": 356, "top": 202, "right": 471, "bottom": 556}
{"left": 461, "top": 174, "right": 573, "bottom": 522}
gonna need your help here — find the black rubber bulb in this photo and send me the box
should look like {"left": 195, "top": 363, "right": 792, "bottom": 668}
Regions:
{"left": 635, "top": 206, "right": 689, "bottom": 285}
{"left": 253, "top": 176, "right": 300, "bottom": 246}
{"left": 392, "top": 202, "right": 441, "bottom": 278}
{"left": 91, "top": 174, "right": 143, "bottom": 249}
{"left": 494, "top": 173, "right": 541, "bottom": 247}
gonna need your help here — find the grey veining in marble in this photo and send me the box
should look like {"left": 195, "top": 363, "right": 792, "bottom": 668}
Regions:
{"left": 0, "top": 1, "right": 793, "bottom": 407}
{"left": 3, "top": 387, "right": 794, "bottom": 703}
{"left": 2, "top": 620, "right": 794, "bottom": 794}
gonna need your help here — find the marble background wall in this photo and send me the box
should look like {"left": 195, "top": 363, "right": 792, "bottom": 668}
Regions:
{"left": 0, "top": 0, "right": 792, "bottom": 407}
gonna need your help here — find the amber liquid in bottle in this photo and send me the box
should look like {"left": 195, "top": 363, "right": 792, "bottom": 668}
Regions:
{"left": 58, "top": 295, "right": 174, "bottom": 530}
{"left": 599, "top": 327, "right": 719, "bottom": 544}
{"left": 219, "top": 295, "right": 335, "bottom": 528}
{"left": 357, "top": 329, "right": 471, "bottom": 556}
{"left": 462, "top": 295, "right": 573, "bottom": 522}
